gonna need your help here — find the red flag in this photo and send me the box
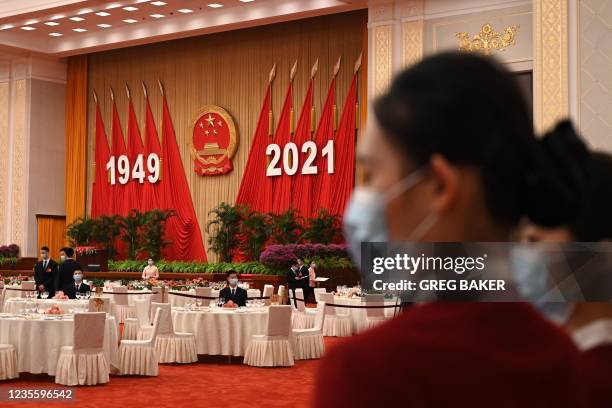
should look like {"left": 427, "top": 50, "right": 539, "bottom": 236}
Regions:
{"left": 91, "top": 100, "right": 111, "bottom": 217}
{"left": 235, "top": 85, "right": 273, "bottom": 213}
{"left": 311, "top": 78, "right": 335, "bottom": 210}
{"left": 160, "top": 93, "right": 207, "bottom": 262}
{"left": 291, "top": 79, "right": 314, "bottom": 218}
{"left": 271, "top": 82, "right": 293, "bottom": 214}
{"left": 141, "top": 94, "right": 162, "bottom": 212}
{"left": 327, "top": 73, "right": 358, "bottom": 216}
{"left": 127, "top": 96, "right": 144, "bottom": 210}
{"left": 110, "top": 100, "right": 129, "bottom": 216}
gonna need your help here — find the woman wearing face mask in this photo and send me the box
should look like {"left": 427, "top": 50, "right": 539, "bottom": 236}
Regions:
{"left": 306, "top": 261, "right": 317, "bottom": 303}
{"left": 142, "top": 258, "right": 159, "bottom": 280}
{"left": 315, "top": 52, "right": 586, "bottom": 407}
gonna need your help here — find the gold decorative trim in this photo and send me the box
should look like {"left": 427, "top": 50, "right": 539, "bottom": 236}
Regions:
{"left": 534, "top": 0, "right": 569, "bottom": 132}
{"left": 373, "top": 24, "right": 393, "bottom": 96}
{"left": 0, "top": 83, "right": 8, "bottom": 241}
{"left": 10, "top": 79, "right": 27, "bottom": 248}
{"left": 402, "top": 20, "right": 424, "bottom": 67}
{"left": 456, "top": 23, "right": 520, "bottom": 55}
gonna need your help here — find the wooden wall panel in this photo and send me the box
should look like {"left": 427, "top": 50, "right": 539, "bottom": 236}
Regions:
{"left": 86, "top": 11, "right": 367, "bottom": 260}
{"left": 37, "top": 215, "right": 66, "bottom": 260}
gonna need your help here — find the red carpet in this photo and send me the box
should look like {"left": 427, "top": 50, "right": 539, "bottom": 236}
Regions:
{"left": 1, "top": 338, "right": 346, "bottom": 408}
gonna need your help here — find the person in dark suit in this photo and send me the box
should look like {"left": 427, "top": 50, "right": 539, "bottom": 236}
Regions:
{"left": 219, "top": 271, "right": 247, "bottom": 307}
{"left": 286, "top": 263, "right": 300, "bottom": 307}
{"left": 63, "top": 269, "right": 91, "bottom": 299}
{"left": 56, "top": 247, "right": 82, "bottom": 294}
{"left": 33, "top": 246, "right": 58, "bottom": 298}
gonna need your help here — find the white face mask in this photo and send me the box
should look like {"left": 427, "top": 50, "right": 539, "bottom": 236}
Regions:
{"left": 229, "top": 278, "right": 238, "bottom": 287}
{"left": 343, "top": 168, "right": 438, "bottom": 261}
{"left": 60, "top": 255, "right": 66, "bottom": 262}
{"left": 148, "top": 261, "right": 154, "bottom": 266}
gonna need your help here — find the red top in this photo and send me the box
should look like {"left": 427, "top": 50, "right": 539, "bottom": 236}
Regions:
{"left": 580, "top": 345, "right": 612, "bottom": 407}
{"left": 315, "top": 302, "right": 581, "bottom": 407}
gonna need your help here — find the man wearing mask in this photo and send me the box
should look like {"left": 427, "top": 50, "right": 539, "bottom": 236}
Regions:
{"left": 219, "top": 271, "right": 247, "bottom": 307}
{"left": 63, "top": 269, "right": 90, "bottom": 299}
{"left": 287, "top": 263, "right": 300, "bottom": 307}
{"left": 33, "top": 246, "right": 58, "bottom": 298}
{"left": 56, "top": 247, "right": 82, "bottom": 294}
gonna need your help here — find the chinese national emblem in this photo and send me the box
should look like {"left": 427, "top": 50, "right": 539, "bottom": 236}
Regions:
{"left": 190, "top": 105, "right": 238, "bottom": 176}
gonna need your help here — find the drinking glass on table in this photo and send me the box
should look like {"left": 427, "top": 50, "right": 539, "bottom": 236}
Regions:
{"left": 42, "top": 291, "right": 49, "bottom": 299}
{"left": 196, "top": 298, "right": 202, "bottom": 308}
{"left": 218, "top": 297, "right": 225, "bottom": 308}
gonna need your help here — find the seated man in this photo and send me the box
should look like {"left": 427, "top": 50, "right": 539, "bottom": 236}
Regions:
{"left": 219, "top": 271, "right": 247, "bottom": 307}
{"left": 63, "top": 270, "right": 91, "bottom": 299}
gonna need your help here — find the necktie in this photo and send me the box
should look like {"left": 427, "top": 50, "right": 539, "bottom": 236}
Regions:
{"left": 232, "top": 289, "right": 235, "bottom": 296}
{"left": 43, "top": 260, "right": 47, "bottom": 270}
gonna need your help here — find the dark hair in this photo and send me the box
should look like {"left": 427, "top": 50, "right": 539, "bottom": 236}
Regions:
{"left": 374, "top": 52, "right": 587, "bottom": 227}
{"left": 61, "top": 247, "right": 74, "bottom": 257}
{"left": 40, "top": 246, "right": 49, "bottom": 252}
{"left": 226, "top": 270, "right": 238, "bottom": 277}
{"left": 569, "top": 152, "right": 612, "bottom": 241}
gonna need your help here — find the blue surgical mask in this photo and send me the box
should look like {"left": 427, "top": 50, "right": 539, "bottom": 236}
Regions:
{"left": 229, "top": 278, "right": 238, "bottom": 287}
{"left": 343, "top": 168, "right": 437, "bottom": 261}
{"left": 73, "top": 274, "right": 83, "bottom": 282}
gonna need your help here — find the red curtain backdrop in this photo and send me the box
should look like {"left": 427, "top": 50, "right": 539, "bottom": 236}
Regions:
{"left": 91, "top": 101, "right": 111, "bottom": 217}
{"left": 110, "top": 101, "right": 129, "bottom": 216}
{"left": 291, "top": 79, "right": 314, "bottom": 218}
{"left": 141, "top": 96, "right": 162, "bottom": 212}
{"left": 160, "top": 94, "right": 208, "bottom": 261}
{"left": 127, "top": 98, "right": 144, "bottom": 211}
{"left": 327, "top": 73, "right": 358, "bottom": 216}
{"left": 235, "top": 85, "right": 273, "bottom": 213}
{"left": 271, "top": 83, "right": 293, "bottom": 214}
{"left": 311, "top": 78, "right": 335, "bottom": 211}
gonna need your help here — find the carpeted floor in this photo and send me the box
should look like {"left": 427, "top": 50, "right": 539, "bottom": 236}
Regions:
{"left": 0, "top": 337, "right": 346, "bottom": 408}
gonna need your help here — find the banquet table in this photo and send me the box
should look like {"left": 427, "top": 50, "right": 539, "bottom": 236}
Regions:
{"left": 169, "top": 289, "right": 262, "bottom": 307}
{"left": 172, "top": 307, "right": 267, "bottom": 356}
{"left": 0, "top": 314, "right": 119, "bottom": 375}
{"left": 332, "top": 296, "right": 400, "bottom": 333}
{"left": 2, "top": 285, "right": 31, "bottom": 303}
{"left": 3, "top": 298, "right": 91, "bottom": 314}
{"left": 106, "top": 288, "right": 153, "bottom": 306}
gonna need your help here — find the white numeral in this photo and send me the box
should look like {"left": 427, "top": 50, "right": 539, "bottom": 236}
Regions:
{"left": 132, "top": 154, "right": 145, "bottom": 184}
{"left": 266, "top": 144, "right": 282, "bottom": 176}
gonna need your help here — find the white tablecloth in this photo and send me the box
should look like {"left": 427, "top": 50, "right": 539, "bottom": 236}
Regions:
{"left": 3, "top": 298, "right": 91, "bottom": 314}
{"left": 2, "top": 285, "right": 29, "bottom": 302}
{"left": 169, "top": 289, "right": 262, "bottom": 307}
{"left": 332, "top": 296, "right": 399, "bottom": 333}
{"left": 172, "top": 308, "right": 267, "bottom": 356}
{"left": 0, "top": 314, "right": 119, "bottom": 375}
{"left": 107, "top": 289, "right": 153, "bottom": 306}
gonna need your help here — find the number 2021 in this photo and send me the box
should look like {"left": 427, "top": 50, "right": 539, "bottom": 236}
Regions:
{"left": 106, "top": 153, "right": 160, "bottom": 185}
{"left": 266, "top": 140, "right": 334, "bottom": 176}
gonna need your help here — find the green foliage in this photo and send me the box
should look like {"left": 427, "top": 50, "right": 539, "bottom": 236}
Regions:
{"left": 108, "top": 259, "right": 286, "bottom": 275}
{"left": 92, "top": 215, "right": 122, "bottom": 259}
{"left": 141, "top": 209, "right": 175, "bottom": 260}
{"left": 89, "top": 278, "right": 105, "bottom": 288}
{"left": 303, "top": 209, "right": 341, "bottom": 244}
{"left": 0, "top": 257, "right": 18, "bottom": 266}
{"left": 206, "top": 203, "right": 243, "bottom": 262}
{"left": 239, "top": 210, "right": 272, "bottom": 261}
{"left": 119, "top": 209, "right": 146, "bottom": 260}
{"left": 270, "top": 209, "right": 303, "bottom": 244}
{"left": 66, "top": 217, "right": 97, "bottom": 247}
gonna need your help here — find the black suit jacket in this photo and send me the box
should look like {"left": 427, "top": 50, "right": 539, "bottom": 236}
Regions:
{"left": 287, "top": 269, "right": 299, "bottom": 289}
{"left": 56, "top": 259, "right": 82, "bottom": 292}
{"left": 63, "top": 282, "right": 91, "bottom": 299}
{"left": 297, "top": 265, "right": 309, "bottom": 288}
{"left": 33, "top": 259, "right": 58, "bottom": 296}
{"left": 219, "top": 286, "right": 248, "bottom": 307}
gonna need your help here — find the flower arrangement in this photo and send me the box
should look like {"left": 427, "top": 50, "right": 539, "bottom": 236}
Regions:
{"left": 0, "top": 244, "right": 19, "bottom": 258}
{"left": 53, "top": 291, "right": 69, "bottom": 300}
{"left": 259, "top": 243, "right": 350, "bottom": 269}
{"left": 46, "top": 304, "right": 64, "bottom": 314}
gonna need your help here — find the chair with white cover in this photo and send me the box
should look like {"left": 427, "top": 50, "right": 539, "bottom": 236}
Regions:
{"left": 151, "top": 286, "right": 166, "bottom": 304}
{"left": 262, "top": 284, "right": 274, "bottom": 305}
{"left": 111, "top": 286, "right": 135, "bottom": 324}
{"left": 319, "top": 293, "right": 352, "bottom": 337}
{"left": 88, "top": 298, "right": 111, "bottom": 313}
{"left": 292, "top": 301, "right": 326, "bottom": 360}
{"left": 314, "top": 288, "right": 326, "bottom": 302}
{"left": 291, "top": 288, "right": 316, "bottom": 330}
{"left": 55, "top": 312, "right": 110, "bottom": 386}
{"left": 118, "top": 308, "right": 161, "bottom": 376}
{"left": 0, "top": 344, "right": 18, "bottom": 380}
{"left": 152, "top": 302, "right": 197, "bottom": 364}
{"left": 244, "top": 305, "right": 294, "bottom": 367}
{"left": 20, "top": 281, "right": 36, "bottom": 298}
{"left": 195, "top": 287, "right": 213, "bottom": 307}
{"left": 360, "top": 294, "right": 388, "bottom": 332}
{"left": 125, "top": 298, "right": 153, "bottom": 340}
{"left": 277, "top": 285, "right": 286, "bottom": 304}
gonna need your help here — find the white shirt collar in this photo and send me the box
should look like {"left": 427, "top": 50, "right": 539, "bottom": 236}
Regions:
{"left": 572, "top": 318, "right": 612, "bottom": 351}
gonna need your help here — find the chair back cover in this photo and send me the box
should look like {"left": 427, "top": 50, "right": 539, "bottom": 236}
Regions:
{"left": 113, "top": 286, "right": 129, "bottom": 305}
{"left": 313, "top": 301, "right": 326, "bottom": 331}
{"left": 295, "top": 288, "right": 306, "bottom": 312}
{"left": 148, "top": 308, "right": 163, "bottom": 345}
{"left": 195, "top": 287, "right": 212, "bottom": 298}
{"left": 318, "top": 293, "right": 338, "bottom": 316}
{"left": 73, "top": 312, "right": 106, "bottom": 352}
{"left": 365, "top": 294, "right": 385, "bottom": 318}
{"left": 262, "top": 285, "right": 274, "bottom": 298}
{"left": 151, "top": 286, "right": 166, "bottom": 303}
{"left": 277, "top": 285, "right": 286, "bottom": 298}
{"left": 88, "top": 298, "right": 111, "bottom": 313}
{"left": 134, "top": 298, "right": 151, "bottom": 326}
{"left": 266, "top": 305, "right": 292, "bottom": 337}
{"left": 151, "top": 302, "right": 173, "bottom": 335}
{"left": 314, "top": 288, "right": 326, "bottom": 302}
{"left": 21, "top": 281, "right": 35, "bottom": 297}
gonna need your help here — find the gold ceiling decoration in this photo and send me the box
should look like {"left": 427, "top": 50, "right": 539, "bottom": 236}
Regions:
{"left": 456, "top": 23, "right": 519, "bottom": 55}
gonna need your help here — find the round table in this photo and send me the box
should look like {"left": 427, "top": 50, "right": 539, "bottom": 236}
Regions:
{"left": 2, "top": 285, "right": 31, "bottom": 302}
{"left": 106, "top": 288, "right": 153, "bottom": 306}
{"left": 332, "top": 296, "right": 400, "bottom": 333}
{"left": 3, "top": 298, "right": 91, "bottom": 314}
{"left": 0, "top": 314, "right": 119, "bottom": 375}
{"left": 169, "top": 289, "right": 262, "bottom": 307}
{"left": 172, "top": 307, "right": 267, "bottom": 356}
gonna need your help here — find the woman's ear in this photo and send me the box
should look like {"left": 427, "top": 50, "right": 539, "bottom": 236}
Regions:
{"left": 429, "top": 154, "right": 460, "bottom": 214}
